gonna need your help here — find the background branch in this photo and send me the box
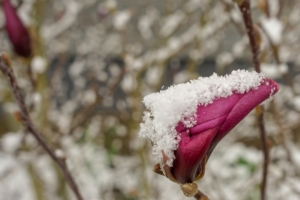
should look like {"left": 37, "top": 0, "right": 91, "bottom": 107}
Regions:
{"left": 238, "top": 1, "right": 269, "bottom": 200}
{"left": 0, "top": 54, "right": 84, "bottom": 200}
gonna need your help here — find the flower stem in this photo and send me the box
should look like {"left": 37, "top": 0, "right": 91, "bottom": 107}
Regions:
{"left": 194, "top": 189, "right": 209, "bottom": 200}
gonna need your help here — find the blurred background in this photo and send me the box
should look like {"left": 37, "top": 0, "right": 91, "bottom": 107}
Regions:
{"left": 0, "top": 0, "right": 300, "bottom": 199}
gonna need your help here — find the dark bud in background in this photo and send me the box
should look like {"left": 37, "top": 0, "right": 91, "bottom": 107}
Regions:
{"left": 2, "top": 0, "right": 32, "bottom": 58}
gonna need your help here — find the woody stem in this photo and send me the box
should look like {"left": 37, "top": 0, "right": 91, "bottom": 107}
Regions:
{"left": 0, "top": 54, "right": 84, "bottom": 200}
{"left": 194, "top": 189, "right": 209, "bottom": 200}
{"left": 239, "top": 1, "right": 269, "bottom": 200}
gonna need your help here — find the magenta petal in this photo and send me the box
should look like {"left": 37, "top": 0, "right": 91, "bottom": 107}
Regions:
{"left": 2, "top": 0, "right": 31, "bottom": 58}
{"left": 172, "top": 78, "right": 279, "bottom": 184}
{"left": 210, "top": 79, "right": 279, "bottom": 150}
{"left": 173, "top": 127, "right": 220, "bottom": 183}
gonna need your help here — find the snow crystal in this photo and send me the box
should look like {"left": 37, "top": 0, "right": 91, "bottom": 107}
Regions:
{"left": 139, "top": 70, "right": 266, "bottom": 166}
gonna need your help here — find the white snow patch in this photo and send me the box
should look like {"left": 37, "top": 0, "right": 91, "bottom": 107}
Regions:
{"left": 146, "top": 66, "right": 161, "bottom": 86}
{"left": 1, "top": 133, "right": 23, "bottom": 152}
{"left": 113, "top": 10, "right": 131, "bottom": 31}
{"left": 121, "top": 74, "right": 137, "bottom": 92}
{"left": 174, "top": 71, "right": 190, "bottom": 84}
{"left": 261, "top": 63, "right": 288, "bottom": 79}
{"left": 261, "top": 17, "right": 283, "bottom": 44}
{"left": 82, "top": 89, "right": 97, "bottom": 105}
{"left": 159, "top": 11, "right": 185, "bottom": 37}
{"left": 31, "top": 56, "right": 47, "bottom": 74}
{"left": 139, "top": 70, "right": 267, "bottom": 166}
{"left": 216, "top": 52, "right": 234, "bottom": 69}
{"left": 292, "top": 96, "right": 300, "bottom": 111}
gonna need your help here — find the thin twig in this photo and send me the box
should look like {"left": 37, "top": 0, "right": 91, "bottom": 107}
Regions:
{"left": 238, "top": 1, "right": 269, "bottom": 200}
{"left": 0, "top": 54, "right": 84, "bottom": 200}
{"left": 239, "top": 0, "right": 261, "bottom": 72}
{"left": 256, "top": 105, "right": 268, "bottom": 200}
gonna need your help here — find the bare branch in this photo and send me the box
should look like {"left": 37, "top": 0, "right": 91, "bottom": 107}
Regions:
{"left": 239, "top": 0, "right": 261, "bottom": 72}
{"left": 0, "top": 54, "right": 84, "bottom": 200}
{"left": 238, "top": 1, "right": 269, "bottom": 200}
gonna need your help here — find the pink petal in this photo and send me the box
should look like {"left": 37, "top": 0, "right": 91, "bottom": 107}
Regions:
{"left": 173, "top": 127, "right": 220, "bottom": 183}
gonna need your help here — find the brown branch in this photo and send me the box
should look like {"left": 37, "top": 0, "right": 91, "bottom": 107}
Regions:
{"left": 239, "top": 0, "right": 261, "bottom": 72}
{"left": 0, "top": 54, "right": 84, "bottom": 200}
{"left": 193, "top": 189, "right": 209, "bottom": 200}
{"left": 255, "top": 105, "right": 269, "bottom": 200}
{"left": 238, "top": 1, "right": 269, "bottom": 200}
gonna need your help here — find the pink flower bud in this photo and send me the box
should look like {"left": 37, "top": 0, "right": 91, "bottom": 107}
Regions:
{"left": 140, "top": 71, "right": 279, "bottom": 185}
{"left": 172, "top": 79, "right": 279, "bottom": 183}
{"left": 2, "top": 0, "right": 31, "bottom": 58}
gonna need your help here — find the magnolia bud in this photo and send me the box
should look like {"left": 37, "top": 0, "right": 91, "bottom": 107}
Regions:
{"left": 2, "top": 0, "right": 32, "bottom": 58}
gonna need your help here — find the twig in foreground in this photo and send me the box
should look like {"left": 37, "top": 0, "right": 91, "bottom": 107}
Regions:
{"left": 238, "top": 1, "right": 269, "bottom": 200}
{"left": 194, "top": 189, "right": 209, "bottom": 200}
{"left": 0, "top": 54, "right": 84, "bottom": 200}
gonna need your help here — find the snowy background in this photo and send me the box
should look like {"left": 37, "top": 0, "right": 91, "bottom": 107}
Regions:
{"left": 0, "top": 0, "right": 300, "bottom": 200}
